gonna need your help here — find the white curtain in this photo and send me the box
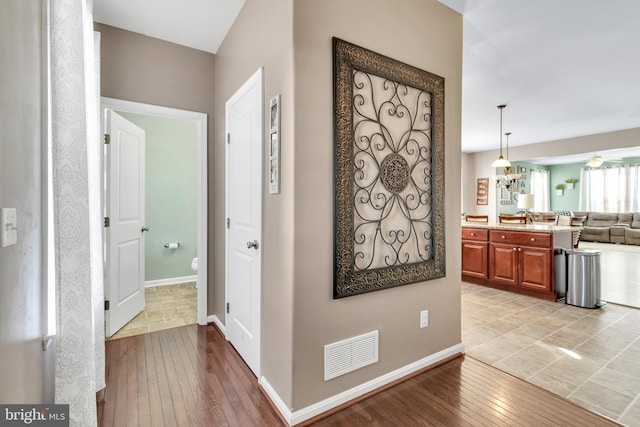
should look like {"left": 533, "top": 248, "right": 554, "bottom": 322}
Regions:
{"left": 50, "top": 0, "right": 105, "bottom": 425}
{"left": 580, "top": 165, "right": 640, "bottom": 212}
{"left": 530, "top": 169, "right": 550, "bottom": 212}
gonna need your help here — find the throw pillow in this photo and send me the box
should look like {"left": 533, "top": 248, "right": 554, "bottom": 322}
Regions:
{"left": 557, "top": 215, "right": 572, "bottom": 226}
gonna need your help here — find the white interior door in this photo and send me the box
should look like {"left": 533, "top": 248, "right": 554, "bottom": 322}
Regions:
{"left": 225, "top": 68, "right": 263, "bottom": 377}
{"left": 105, "top": 110, "right": 146, "bottom": 337}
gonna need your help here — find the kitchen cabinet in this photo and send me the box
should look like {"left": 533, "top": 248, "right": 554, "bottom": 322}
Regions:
{"left": 461, "top": 228, "right": 488, "bottom": 279}
{"left": 462, "top": 226, "right": 568, "bottom": 301}
{"left": 489, "top": 230, "right": 552, "bottom": 292}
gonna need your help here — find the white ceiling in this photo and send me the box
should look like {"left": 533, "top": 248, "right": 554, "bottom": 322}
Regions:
{"left": 94, "top": 0, "right": 640, "bottom": 157}
{"left": 528, "top": 146, "right": 640, "bottom": 166}
{"left": 93, "top": 0, "right": 245, "bottom": 54}
{"left": 441, "top": 0, "right": 640, "bottom": 154}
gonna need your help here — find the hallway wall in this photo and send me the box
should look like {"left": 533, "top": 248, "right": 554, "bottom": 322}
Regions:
{"left": 214, "top": 0, "right": 463, "bottom": 412}
{"left": 96, "top": 23, "right": 216, "bottom": 308}
{"left": 290, "top": 0, "right": 463, "bottom": 410}
{"left": 0, "top": 0, "right": 51, "bottom": 403}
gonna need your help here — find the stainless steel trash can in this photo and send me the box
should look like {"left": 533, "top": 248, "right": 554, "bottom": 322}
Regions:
{"left": 566, "top": 249, "right": 602, "bottom": 308}
{"left": 554, "top": 248, "right": 569, "bottom": 298}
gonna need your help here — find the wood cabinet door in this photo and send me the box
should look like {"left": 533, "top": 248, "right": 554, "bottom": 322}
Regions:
{"left": 462, "top": 241, "right": 488, "bottom": 279}
{"left": 519, "top": 247, "right": 552, "bottom": 292}
{"left": 489, "top": 243, "right": 518, "bottom": 285}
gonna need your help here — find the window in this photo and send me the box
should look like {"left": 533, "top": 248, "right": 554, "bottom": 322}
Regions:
{"left": 580, "top": 165, "right": 640, "bottom": 212}
{"left": 530, "top": 169, "right": 550, "bottom": 212}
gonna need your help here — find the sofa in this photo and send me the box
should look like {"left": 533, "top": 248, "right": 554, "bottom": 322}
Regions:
{"left": 626, "top": 213, "right": 640, "bottom": 245}
{"left": 517, "top": 210, "right": 640, "bottom": 245}
{"left": 573, "top": 211, "right": 639, "bottom": 245}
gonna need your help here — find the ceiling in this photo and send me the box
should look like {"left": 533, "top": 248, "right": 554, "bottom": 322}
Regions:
{"left": 440, "top": 0, "right": 640, "bottom": 153}
{"left": 94, "top": 0, "right": 640, "bottom": 156}
{"left": 93, "top": 0, "right": 245, "bottom": 54}
{"left": 528, "top": 146, "right": 640, "bottom": 166}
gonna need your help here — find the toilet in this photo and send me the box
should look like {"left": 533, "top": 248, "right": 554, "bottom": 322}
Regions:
{"left": 191, "top": 257, "right": 198, "bottom": 289}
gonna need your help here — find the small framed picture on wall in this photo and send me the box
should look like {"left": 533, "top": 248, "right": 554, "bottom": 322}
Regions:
{"left": 476, "top": 178, "right": 488, "bottom": 205}
{"left": 269, "top": 94, "right": 280, "bottom": 194}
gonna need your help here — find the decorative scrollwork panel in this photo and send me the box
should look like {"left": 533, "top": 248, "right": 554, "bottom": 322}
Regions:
{"left": 333, "top": 37, "right": 446, "bottom": 298}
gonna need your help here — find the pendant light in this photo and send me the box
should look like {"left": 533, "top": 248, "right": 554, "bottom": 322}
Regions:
{"left": 504, "top": 132, "right": 521, "bottom": 184}
{"left": 491, "top": 105, "right": 511, "bottom": 168}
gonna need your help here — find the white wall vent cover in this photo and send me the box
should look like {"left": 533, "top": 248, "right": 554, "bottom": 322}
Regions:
{"left": 324, "top": 330, "right": 379, "bottom": 381}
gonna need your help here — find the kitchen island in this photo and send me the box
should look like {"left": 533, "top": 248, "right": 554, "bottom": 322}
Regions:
{"left": 462, "top": 222, "right": 574, "bottom": 301}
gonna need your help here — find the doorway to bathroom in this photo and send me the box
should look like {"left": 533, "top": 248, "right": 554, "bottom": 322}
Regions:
{"left": 101, "top": 98, "right": 208, "bottom": 339}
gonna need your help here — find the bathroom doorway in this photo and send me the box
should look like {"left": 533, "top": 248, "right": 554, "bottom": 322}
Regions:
{"left": 101, "top": 98, "right": 208, "bottom": 339}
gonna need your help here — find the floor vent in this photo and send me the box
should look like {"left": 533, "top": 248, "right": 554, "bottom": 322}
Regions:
{"left": 324, "top": 330, "right": 378, "bottom": 381}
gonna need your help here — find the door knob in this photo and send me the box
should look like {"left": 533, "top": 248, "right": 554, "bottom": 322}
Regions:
{"left": 246, "top": 240, "right": 259, "bottom": 249}
{"left": 141, "top": 226, "right": 149, "bottom": 233}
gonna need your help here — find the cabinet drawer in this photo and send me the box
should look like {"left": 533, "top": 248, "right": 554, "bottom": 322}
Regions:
{"left": 462, "top": 228, "right": 488, "bottom": 241}
{"left": 490, "top": 230, "right": 551, "bottom": 248}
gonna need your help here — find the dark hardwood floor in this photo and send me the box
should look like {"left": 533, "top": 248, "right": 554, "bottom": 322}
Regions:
{"left": 100, "top": 324, "right": 620, "bottom": 427}
{"left": 99, "top": 324, "right": 283, "bottom": 427}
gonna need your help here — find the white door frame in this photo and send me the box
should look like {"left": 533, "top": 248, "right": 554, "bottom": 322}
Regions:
{"left": 101, "top": 97, "right": 208, "bottom": 326}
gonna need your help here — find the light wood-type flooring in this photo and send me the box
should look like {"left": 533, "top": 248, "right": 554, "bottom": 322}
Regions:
{"left": 99, "top": 324, "right": 620, "bottom": 427}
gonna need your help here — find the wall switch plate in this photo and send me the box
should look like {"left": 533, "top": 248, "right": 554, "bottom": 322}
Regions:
{"left": 420, "top": 310, "right": 429, "bottom": 328}
{"left": 1, "top": 208, "right": 18, "bottom": 247}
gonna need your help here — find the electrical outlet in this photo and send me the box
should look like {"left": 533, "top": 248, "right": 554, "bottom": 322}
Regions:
{"left": 420, "top": 310, "right": 429, "bottom": 328}
{"left": 1, "top": 208, "right": 17, "bottom": 247}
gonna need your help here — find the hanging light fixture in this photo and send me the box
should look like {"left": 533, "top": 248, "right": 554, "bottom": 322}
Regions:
{"left": 504, "top": 132, "right": 521, "bottom": 182}
{"left": 491, "top": 105, "right": 511, "bottom": 168}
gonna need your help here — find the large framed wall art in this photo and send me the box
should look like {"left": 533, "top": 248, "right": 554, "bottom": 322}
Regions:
{"left": 333, "top": 38, "right": 446, "bottom": 298}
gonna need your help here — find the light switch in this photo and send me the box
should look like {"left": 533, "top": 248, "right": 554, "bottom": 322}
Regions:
{"left": 1, "top": 208, "right": 17, "bottom": 247}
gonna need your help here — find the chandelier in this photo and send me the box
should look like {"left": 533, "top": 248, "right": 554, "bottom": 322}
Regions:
{"left": 495, "top": 131, "right": 522, "bottom": 190}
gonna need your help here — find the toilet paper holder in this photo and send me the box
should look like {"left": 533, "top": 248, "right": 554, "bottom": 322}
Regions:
{"left": 164, "top": 242, "right": 181, "bottom": 249}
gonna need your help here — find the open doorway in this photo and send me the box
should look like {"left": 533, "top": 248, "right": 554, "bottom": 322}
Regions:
{"left": 101, "top": 97, "right": 208, "bottom": 338}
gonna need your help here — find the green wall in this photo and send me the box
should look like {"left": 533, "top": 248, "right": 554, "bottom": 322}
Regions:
{"left": 498, "top": 156, "right": 640, "bottom": 213}
{"left": 118, "top": 111, "right": 198, "bottom": 282}
{"left": 549, "top": 163, "right": 580, "bottom": 211}
{"left": 548, "top": 156, "right": 640, "bottom": 211}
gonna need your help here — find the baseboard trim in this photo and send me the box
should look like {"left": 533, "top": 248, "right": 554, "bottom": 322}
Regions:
{"left": 259, "top": 377, "right": 293, "bottom": 423}
{"left": 208, "top": 314, "right": 226, "bottom": 335}
{"left": 259, "top": 342, "right": 465, "bottom": 426}
{"left": 145, "top": 275, "right": 197, "bottom": 288}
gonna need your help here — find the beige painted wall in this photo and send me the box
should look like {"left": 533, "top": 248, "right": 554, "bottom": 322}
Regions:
{"left": 462, "top": 127, "right": 640, "bottom": 216}
{"left": 95, "top": 23, "right": 217, "bottom": 310}
{"left": 0, "top": 0, "right": 50, "bottom": 403}
{"left": 214, "top": 0, "right": 462, "bottom": 411}
{"left": 213, "top": 0, "right": 295, "bottom": 407}
{"left": 290, "top": 0, "right": 462, "bottom": 409}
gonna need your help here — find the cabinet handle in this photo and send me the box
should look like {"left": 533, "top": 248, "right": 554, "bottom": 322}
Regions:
{"left": 518, "top": 248, "right": 522, "bottom": 251}
{"left": 513, "top": 247, "right": 517, "bottom": 251}
{"left": 471, "top": 232, "right": 475, "bottom": 236}
{"left": 531, "top": 237, "right": 535, "bottom": 241}
{"left": 501, "top": 235, "right": 506, "bottom": 239}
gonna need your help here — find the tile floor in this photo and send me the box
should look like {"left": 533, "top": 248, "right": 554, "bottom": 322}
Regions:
{"left": 108, "top": 282, "right": 197, "bottom": 340}
{"left": 580, "top": 241, "right": 640, "bottom": 309}
{"left": 462, "top": 282, "right": 640, "bottom": 426}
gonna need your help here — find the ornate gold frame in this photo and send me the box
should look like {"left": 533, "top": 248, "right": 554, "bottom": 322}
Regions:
{"left": 333, "top": 38, "right": 446, "bottom": 298}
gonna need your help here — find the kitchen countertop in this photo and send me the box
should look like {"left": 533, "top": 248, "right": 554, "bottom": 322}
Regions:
{"left": 462, "top": 221, "right": 574, "bottom": 234}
